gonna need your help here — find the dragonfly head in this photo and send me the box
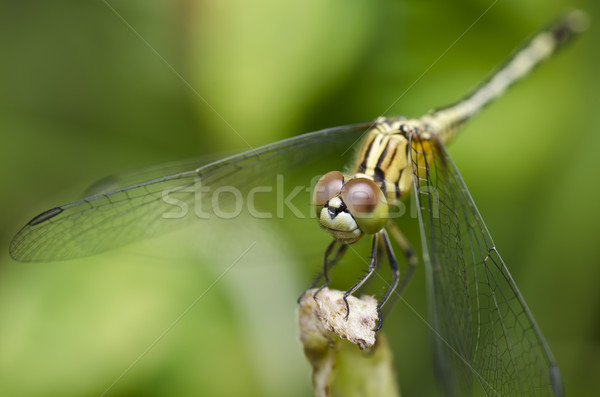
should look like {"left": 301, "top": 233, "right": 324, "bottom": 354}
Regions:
{"left": 313, "top": 171, "right": 389, "bottom": 244}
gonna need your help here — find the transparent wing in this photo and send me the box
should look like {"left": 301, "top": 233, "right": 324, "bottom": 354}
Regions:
{"left": 409, "top": 135, "right": 563, "bottom": 397}
{"left": 10, "top": 122, "right": 373, "bottom": 262}
{"left": 82, "top": 153, "right": 233, "bottom": 196}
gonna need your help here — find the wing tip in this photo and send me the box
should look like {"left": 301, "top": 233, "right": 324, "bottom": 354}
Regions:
{"left": 8, "top": 237, "right": 29, "bottom": 263}
{"left": 27, "top": 207, "right": 64, "bottom": 226}
{"left": 9, "top": 206, "right": 64, "bottom": 262}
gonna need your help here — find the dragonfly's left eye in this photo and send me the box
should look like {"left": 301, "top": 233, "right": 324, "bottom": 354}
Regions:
{"left": 340, "top": 178, "right": 388, "bottom": 234}
{"left": 313, "top": 171, "right": 344, "bottom": 209}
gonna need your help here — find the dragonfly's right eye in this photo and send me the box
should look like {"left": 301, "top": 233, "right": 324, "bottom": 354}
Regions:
{"left": 340, "top": 178, "right": 388, "bottom": 234}
{"left": 313, "top": 171, "right": 344, "bottom": 210}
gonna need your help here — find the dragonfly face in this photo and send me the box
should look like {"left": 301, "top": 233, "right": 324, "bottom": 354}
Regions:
{"left": 313, "top": 170, "right": 388, "bottom": 244}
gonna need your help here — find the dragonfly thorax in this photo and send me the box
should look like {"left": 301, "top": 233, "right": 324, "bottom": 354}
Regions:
{"left": 352, "top": 117, "right": 429, "bottom": 205}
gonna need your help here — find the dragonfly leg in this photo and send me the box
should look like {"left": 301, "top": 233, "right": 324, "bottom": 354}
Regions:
{"left": 386, "top": 221, "right": 418, "bottom": 297}
{"left": 342, "top": 233, "right": 379, "bottom": 320}
{"left": 374, "top": 229, "right": 400, "bottom": 331}
{"left": 320, "top": 242, "right": 348, "bottom": 289}
{"left": 313, "top": 240, "right": 338, "bottom": 299}
{"left": 300, "top": 240, "right": 347, "bottom": 302}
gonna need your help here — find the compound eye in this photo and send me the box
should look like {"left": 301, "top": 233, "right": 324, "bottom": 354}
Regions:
{"left": 341, "top": 178, "right": 380, "bottom": 214}
{"left": 340, "top": 178, "right": 388, "bottom": 234}
{"left": 313, "top": 171, "right": 344, "bottom": 207}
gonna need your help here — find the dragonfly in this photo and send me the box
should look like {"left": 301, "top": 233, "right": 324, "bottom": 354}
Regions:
{"left": 9, "top": 10, "right": 585, "bottom": 397}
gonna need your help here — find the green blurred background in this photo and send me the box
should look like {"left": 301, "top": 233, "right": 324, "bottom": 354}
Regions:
{"left": 1, "top": 0, "right": 599, "bottom": 396}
